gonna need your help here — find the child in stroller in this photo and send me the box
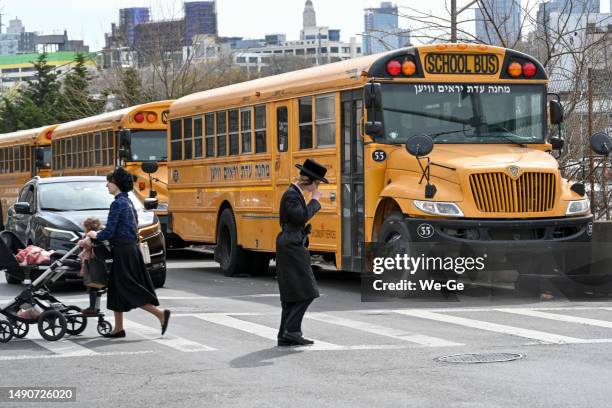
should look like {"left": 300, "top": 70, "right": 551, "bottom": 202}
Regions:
{"left": 78, "top": 217, "right": 105, "bottom": 315}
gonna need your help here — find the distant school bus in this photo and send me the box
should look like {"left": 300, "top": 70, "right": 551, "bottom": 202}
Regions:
{"left": 0, "top": 125, "right": 56, "bottom": 229}
{"left": 167, "top": 44, "right": 596, "bottom": 277}
{"left": 50, "top": 101, "right": 176, "bottom": 240}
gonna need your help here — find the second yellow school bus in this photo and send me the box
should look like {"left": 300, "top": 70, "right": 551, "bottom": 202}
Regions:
{"left": 0, "top": 125, "right": 57, "bottom": 229}
{"left": 167, "top": 44, "right": 593, "bottom": 278}
{"left": 50, "top": 101, "right": 176, "bottom": 241}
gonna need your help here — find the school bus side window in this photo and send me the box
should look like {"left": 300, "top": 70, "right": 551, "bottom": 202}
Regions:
{"left": 107, "top": 130, "right": 115, "bottom": 165}
{"left": 254, "top": 105, "right": 266, "bottom": 153}
{"left": 217, "top": 111, "right": 227, "bottom": 157}
{"left": 299, "top": 97, "right": 313, "bottom": 149}
{"left": 194, "top": 116, "right": 203, "bottom": 159}
{"left": 170, "top": 119, "right": 182, "bottom": 161}
{"left": 183, "top": 117, "right": 193, "bottom": 160}
{"left": 229, "top": 109, "right": 239, "bottom": 156}
{"left": 277, "top": 107, "right": 288, "bottom": 152}
{"left": 240, "top": 108, "right": 252, "bottom": 154}
{"left": 205, "top": 112, "right": 215, "bottom": 157}
{"left": 315, "top": 93, "right": 336, "bottom": 147}
{"left": 101, "top": 132, "right": 108, "bottom": 165}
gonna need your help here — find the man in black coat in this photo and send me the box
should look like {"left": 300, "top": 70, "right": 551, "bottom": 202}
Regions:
{"left": 276, "top": 159, "right": 328, "bottom": 347}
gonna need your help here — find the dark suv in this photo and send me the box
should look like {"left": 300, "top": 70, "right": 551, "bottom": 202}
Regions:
{"left": 4, "top": 176, "right": 166, "bottom": 287}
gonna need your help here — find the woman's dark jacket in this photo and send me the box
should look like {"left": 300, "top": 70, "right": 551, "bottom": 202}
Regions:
{"left": 96, "top": 192, "right": 138, "bottom": 242}
{"left": 275, "top": 184, "right": 321, "bottom": 302}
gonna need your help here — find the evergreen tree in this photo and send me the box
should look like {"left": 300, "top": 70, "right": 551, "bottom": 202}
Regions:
{"left": 58, "top": 53, "right": 105, "bottom": 121}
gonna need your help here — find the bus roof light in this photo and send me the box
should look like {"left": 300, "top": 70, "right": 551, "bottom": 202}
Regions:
{"left": 138, "top": 181, "right": 146, "bottom": 190}
{"left": 507, "top": 62, "right": 522, "bottom": 78}
{"left": 146, "top": 112, "right": 157, "bottom": 123}
{"left": 386, "top": 60, "right": 401, "bottom": 76}
{"left": 134, "top": 112, "right": 145, "bottom": 123}
{"left": 45, "top": 131, "right": 53, "bottom": 140}
{"left": 522, "top": 62, "right": 537, "bottom": 78}
{"left": 401, "top": 60, "right": 416, "bottom": 76}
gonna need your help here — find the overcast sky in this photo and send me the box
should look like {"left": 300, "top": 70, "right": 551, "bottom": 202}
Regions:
{"left": 0, "top": 0, "right": 609, "bottom": 51}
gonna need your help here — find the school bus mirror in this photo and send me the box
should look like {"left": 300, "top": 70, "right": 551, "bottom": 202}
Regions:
{"left": 14, "top": 202, "right": 32, "bottom": 215}
{"left": 550, "top": 137, "right": 564, "bottom": 151}
{"left": 590, "top": 132, "right": 612, "bottom": 156}
{"left": 549, "top": 100, "right": 564, "bottom": 125}
{"left": 406, "top": 134, "right": 434, "bottom": 157}
{"left": 141, "top": 161, "right": 159, "bottom": 174}
{"left": 365, "top": 121, "right": 383, "bottom": 137}
{"left": 149, "top": 189, "right": 158, "bottom": 199}
{"left": 144, "top": 198, "right": 158, "bottom": 210}
{"left": 364, "top": 83, "right": 382, "bottom": 109}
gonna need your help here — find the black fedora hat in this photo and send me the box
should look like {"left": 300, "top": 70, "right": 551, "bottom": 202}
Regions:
{"left": 295, "top": 159, "right": 329, "bottom": 183}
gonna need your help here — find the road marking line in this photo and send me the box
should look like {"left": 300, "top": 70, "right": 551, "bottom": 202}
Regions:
{"left": 193, "top": 313, "right": 344, "bottom": 350}
{"left": 498, "top": 308, "right": 612, "bottom": 329}
{"left": 0, "top": 350, "right": 154, "bottom": 361}
{"left": 307, "top": 313, "right": 463, "bottom": 347}
{"left": 394, "top": 309, "right": 594, "bottom": 344}
{"left": 27, "top": 329, "right": 99, "bottom": 357}
{"left": 123, "top": 319, "right": 216, "bottom": 352}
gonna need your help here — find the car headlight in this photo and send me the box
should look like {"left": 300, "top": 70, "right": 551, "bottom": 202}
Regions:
{"left": 154, "top": 202, "right": 169, "bottom": 212}
{"left": 413, "top": 200, "right": 464, "bottom": 217}
{"left": 566, "top": 199, "right": 590, "bottom": 215}
{"left": 138, "top": 222, "right": 161, "bottom": 240}
{"left": 43, "top": 227, "right": 80, "bottom": 242}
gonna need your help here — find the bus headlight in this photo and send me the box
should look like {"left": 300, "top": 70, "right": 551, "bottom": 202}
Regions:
{"left": 566, "top": 199, "right": 590, "bottom": 215}
{"left": 43, "top": 227, "right": 80, "bottom": 242}
{"left": 413, "top": 201, "right": 464, "bottom": 217}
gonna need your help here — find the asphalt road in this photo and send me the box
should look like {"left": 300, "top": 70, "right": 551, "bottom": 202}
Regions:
{"left": 1, "top": 249, "right": 612, "bottom": 408}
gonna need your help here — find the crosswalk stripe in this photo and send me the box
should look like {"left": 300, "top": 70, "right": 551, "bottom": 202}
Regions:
{"left": 394, "top": 309, "right": 596, "bottom": 344}
{"left": 193, "top": 313, "right": 348, "bottom": 350}
{"left": 0, "top": 350, "right": 154, "bottom": 361}
{"left": 307, "top": 313, "right": 463, "bottom": 347}
{"left": 123, "top": 319, "right": 216, "bottom": 352}
{"left": 498, "top": 308, "right": 612, "bottom": 329}
{"left": 27, "top": 328, "right": 99, "bottom": 357}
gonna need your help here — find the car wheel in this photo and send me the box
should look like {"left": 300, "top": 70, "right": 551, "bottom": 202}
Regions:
{"left": 214, "top": 208, "right": 243, "bottom": 277}
{"left": 5, "top": 272, "right": 20, "bottom": 285}
{"left": 151, "top": 265, "right": 166, "bottom": 288}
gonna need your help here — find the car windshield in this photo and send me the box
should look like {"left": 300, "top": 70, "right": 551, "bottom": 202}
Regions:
{"left": 380, "top": 83, "right": 546, "bottom": 144}
{"left": 39, "top": 181, "right": 144, "bottom": 211}
{"left": 129, "top": 130, "right": 167, "bottom": 162}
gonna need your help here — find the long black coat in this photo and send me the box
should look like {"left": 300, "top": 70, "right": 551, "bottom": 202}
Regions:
{"left": 275, "top": 184, "right": 321, "bottom": 302}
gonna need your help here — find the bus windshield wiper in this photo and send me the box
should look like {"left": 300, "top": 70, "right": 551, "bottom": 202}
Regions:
{"left": 40, "top": 208, "right": 66, "bottom": 212}
{"left": 486, "top": 125, "right": 531, "bottom": 147}
{"left": 383, "top": 107, "right": 471, "bottom": 126}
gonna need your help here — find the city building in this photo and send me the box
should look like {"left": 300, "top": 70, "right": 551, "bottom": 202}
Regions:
{"left": 475, "top": 0, "right": 521, "bottom": 45}
{"left": 134, "top": 20, "right": 185, "bottom": 67}
{"left": 0, "top": 18, "right": 36, "bottom": 55}
{"left": 363, "top": 2, "right": 410, "bottom": 55}
{"left": 537, "top": 0, "right": 602, "bottom": 34}
{"left": 119, "top": 7, "right": 151, "bottom": 47}
{"left": 0, "top": 51, "right": 96, "bottom": 94}
{"left": 184, "top": 1, "right": 217, "bottom": 45}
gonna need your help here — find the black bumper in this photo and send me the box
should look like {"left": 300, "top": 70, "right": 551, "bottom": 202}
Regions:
{"left": 402, "top": 215, "right": 596, "bottom": 279}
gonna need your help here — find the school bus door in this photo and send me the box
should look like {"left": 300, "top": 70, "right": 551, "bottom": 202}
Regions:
{"left": 273, "top": 102, "right": 292, "bottom": 211}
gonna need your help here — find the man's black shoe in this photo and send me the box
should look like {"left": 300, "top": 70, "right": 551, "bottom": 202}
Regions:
{"left": 283, "top": 333, "right": 314, "bottom": 346}
{"left": 277, "top": 337, "right": 296, "bottom": 347}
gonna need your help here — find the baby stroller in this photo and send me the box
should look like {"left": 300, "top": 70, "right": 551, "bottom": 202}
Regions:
{"left": 0, "top": 232, "right": 114, "bottom": 342}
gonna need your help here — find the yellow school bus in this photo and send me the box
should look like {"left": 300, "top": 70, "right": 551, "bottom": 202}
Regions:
{"left": 167, "top": 44, "right": 593, "bottom": 277}
{"left": 0, "top": 125, "right": 57, "bottom": 228}
{"left": 50, "top": 101, "right": 177, "bottom": 241}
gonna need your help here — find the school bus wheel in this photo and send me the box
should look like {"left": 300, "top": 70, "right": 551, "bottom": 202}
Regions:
{"left": 214, "top": 208, "right": 244, "bottom": 277}
{"left": 377, "top": 212, "right": 421, "bottom": 286}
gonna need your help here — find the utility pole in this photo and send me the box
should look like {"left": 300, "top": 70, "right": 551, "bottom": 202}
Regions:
{"left": 451, "top": 0, "right": 479, "bottom": 42}
{"left": 588, "top": 67, "right": 595, "bottom": 213}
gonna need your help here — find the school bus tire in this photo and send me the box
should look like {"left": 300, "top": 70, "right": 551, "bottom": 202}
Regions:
{"left": 243, "top": 250, "right": 271, "bottom": 276}
{"left": 214, "top": 208, "right": 243, "bottom": 277}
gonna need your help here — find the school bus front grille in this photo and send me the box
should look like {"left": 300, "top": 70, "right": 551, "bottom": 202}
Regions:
{"left": 469, "top": 172, "right": 556, "bottom": 213}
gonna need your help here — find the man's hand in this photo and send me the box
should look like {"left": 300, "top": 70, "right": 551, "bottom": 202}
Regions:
{"left": 312, "top": 189, "right": 322, "bottom": 201}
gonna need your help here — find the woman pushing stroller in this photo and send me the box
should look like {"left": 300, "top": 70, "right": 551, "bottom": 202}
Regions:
{"left": 86, "top": 167, "right": 170, "bottom": 338}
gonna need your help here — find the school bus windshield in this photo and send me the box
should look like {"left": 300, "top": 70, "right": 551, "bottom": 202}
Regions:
{"left": 129, "top": 130, "right": 167, "bottom": 161}
{"left": 380, "top": 83, "right": 546, "bottom": 145}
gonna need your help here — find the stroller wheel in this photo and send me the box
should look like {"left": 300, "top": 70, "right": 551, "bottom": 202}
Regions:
{"left": 37, "top": 310, "right": 67, "bottom": 342}
{"left": 97, "top": 320, "right": 113, "bottom": 336}
{"left": 65, "top": 306, "right": 87, "bottom": 336}
{"left": 0, "top": 320, "right": 14, "bottom": 343}
{"left": 11, "top": 320, "right": 29, "bottom": 339}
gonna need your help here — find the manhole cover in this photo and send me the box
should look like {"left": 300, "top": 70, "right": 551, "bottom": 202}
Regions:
{"left": 435, "top": 353, "right": 523, "bottom": 364}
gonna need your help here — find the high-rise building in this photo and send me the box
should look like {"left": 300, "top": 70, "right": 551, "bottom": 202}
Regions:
{"left": 363, "top": 2, "right": 410, "bottom": 55}
{"left": 537, "top": 0, "right": 601, "bottom": 33}
{"left": 475, "top": 0, "right": 521, "bottom": 45}
{"left": 184, "top": 1, "right": 217, "bottom": 45}
{"left": 303, "top": 0, "right": 317, "bottom": 29}
{"left": 119, "top": 7, "right": 150, "bottom": 47}
{"left": 7, "top": 18, "right": 24, "bottom": 35}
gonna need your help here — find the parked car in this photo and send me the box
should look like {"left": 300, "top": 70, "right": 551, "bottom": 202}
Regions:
{"left": 3, "top": 176, "right": 166, "bottom": 287}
